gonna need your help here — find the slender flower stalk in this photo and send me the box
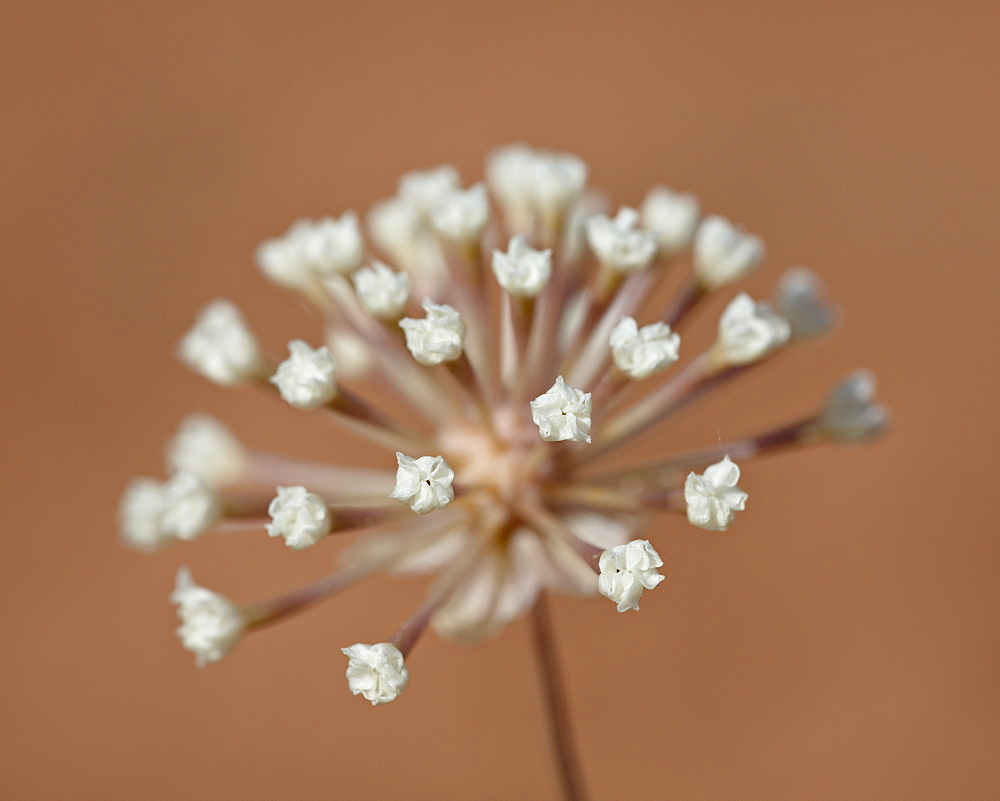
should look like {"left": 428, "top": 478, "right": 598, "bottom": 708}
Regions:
{"left": 121, "top": 143, "right": 886, "bottom": 799}
{"left": 531, "top": 594, "right": 589, "bottom": 801}
{"left": 660, "top": 276, "right": 705, "bottom": 329}
{"left": 588, "top": 414, "right": 821, "bottom": 492}
{"left": 242, "top": 564, "right": 370, "bottom": 629}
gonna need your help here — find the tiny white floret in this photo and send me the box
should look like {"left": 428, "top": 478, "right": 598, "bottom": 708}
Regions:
{"left": 609, "top": 316, "right": 681, "bottom": 380}
{"left": 486, "top": 144, "right": 587, "bottom": 232}
{"left": 684, "top": 456, "right": 748, "bottom": 531}
{"left": 491, "top": 235, "right": 552, "bottom": 297}
{"left": 119, "top": 478, "right": 170, "bottom": 552}
{"left": 399, "top": 299, "right": 466, "bottom": 366}
{"left": 598, "top": 539, "right": 665, "bottom": 612}
{"left": 819, "top": 371, "right": 889, "bottom": 443}
{"left": 430, "top": 183, "right": 490, "bottom": 243}
{"left": 341, "top": 642, "right": 409, "bottom": 705}
{"left": 166, "top": 414, "right": 246, "bottom": 488}
{"left": 266, "top": 486, "right": 332, "bottom": 550}
{"left": 530, "top": 376, "right": 592, "bottom": 443}
{"left": 160, "top": 471, "right": 221, "bottom": 541}
{"left": 775, "top": 267, "right": 835, "bottom": 341}
{"left": 712, "top": 293, "right": 790, "bottom": 366}
{"left": 177, "top": 300, "right": 264, "bottom": 385}
{"left": 271, "top": 340, "right": 337, "bottom": 410}
{"left": 352, "top": 261, "right": 411, "bottom": 321}
{"left": 399, "top": 164, "right": 461, "bottom": 216}
{"left": 694, "top": 215, "right": 765, "bottom": 289}
{"left": 254, "top": 221, "right": 314, "bottom": 292}
{"left": 586, "top": 207, "right": 658, "bottom": 272}
{"left": 299, "top": 213, "right": 365, "bottom": 277}
{"left": 390, "top": 452, "right": 455, "bottom": 514}
{"left": 641, "top": 186, "right": 700, "bottom": 254}
{"left": 486, "top": 144, "right": 538, "bottom": 233}
{"left": 528, "top": 150, "right": 588, "bottom": 223}
{"left": 171, "top": 567, "right": 245, "bottom": 667}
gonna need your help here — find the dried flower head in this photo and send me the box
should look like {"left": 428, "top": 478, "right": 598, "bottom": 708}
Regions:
{"left": 121, "top": 142, "right": 886, "bottom": 747}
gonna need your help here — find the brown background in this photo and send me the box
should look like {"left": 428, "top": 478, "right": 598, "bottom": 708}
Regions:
{"left": 2, "top": 2, "right": 997, "bottom": 799}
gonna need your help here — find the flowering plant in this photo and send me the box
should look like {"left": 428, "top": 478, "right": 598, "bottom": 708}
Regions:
{"left": 121, "top": 144, "right": 886, "bottom": 798}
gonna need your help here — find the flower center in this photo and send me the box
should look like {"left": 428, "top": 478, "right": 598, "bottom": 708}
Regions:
{"left": 436, "top": 405, "right": 548, "bottom": 507}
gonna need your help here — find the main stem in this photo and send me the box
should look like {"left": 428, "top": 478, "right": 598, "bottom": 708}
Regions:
{"left": 530, "top": 593, "right": 589, "bottom": 801}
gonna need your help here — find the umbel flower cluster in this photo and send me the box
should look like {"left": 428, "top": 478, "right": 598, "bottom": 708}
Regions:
{"left": 121, "top": 144, "right": 886, "bottom": 706}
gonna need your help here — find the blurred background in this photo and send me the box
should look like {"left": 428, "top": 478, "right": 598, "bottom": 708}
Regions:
{"left": 2, "top": 2, "right": 997, "bottom": 799}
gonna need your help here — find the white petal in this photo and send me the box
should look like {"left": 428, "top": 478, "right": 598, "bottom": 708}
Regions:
{"left": 341, "top": 642, "right": 409, "bottom": 705}
{"left": 529, "top": 376, "right": 592, "bottom": 443}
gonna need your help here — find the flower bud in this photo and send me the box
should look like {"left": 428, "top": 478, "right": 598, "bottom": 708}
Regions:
{"left": 641, "top": 186, "right": 699, "bottom": 254}
{"left": 530, "top": 376, "right": 592, "bottom": 443}
{"left": 271, "top": 340, "right": 337, "bottom": 410}
{"left": 694, "top": 215, "right": 764, "bottom": 289}
{"left": 177, "top": 300, "right": 264, "bottom": 385}
{"left": 266, "top": 486, "right": 332, "bottom": 550}
{"left": 609, "top": 316, "right": 680, "bottom": 380}
{"left": 390, "top": 453, "right": 455, "bottom": 514}
{"left": 598, "top": 539, "right": 665, "bottom": 612}
{"left": 172, "top": 567, "right": 245, "bottom": 667}
{"left": 819, "top": 371, "right": 889, "bottom": 443}
{"left": 399, "top": 299, "right": 466, "bottom": 366}
{"left": 341, "top": 642, "right": 409, "bottom": 705}
{"left": 684, "top": 456, "right": 748, "bottom": 531}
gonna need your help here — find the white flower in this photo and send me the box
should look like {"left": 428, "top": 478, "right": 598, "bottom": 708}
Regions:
{"left": 641, "top": 186, "right": 700, "bottom": 254}
{"left": 712, "top": 293, "right": 790, "bottom": 366}
{"left": 171, "top": 567, "right": 245, "bottom": 667}
{"left": 609, "top": 316, "right": 681, "bottom": 380}
{"left": 166, "top": 414, "right": 246, "bottom": 488}
{"left": 299, "top": 213, "right": 365, "bottom": 277}
{"left": 129, "top": 145, "right": 884, "bottom": 707}
{"left": 491, "top": 235, "right": 552, "bottom": 297}
{"left": 399, "top": 299, "right": 466, "bottom": 366}
{"left": 270, "top": 340, "right": 337, "bottom": 410}
{"left": 819, "top": 371, "right": 889, "bottom": 443}
{"left": 352, "top": 261, "right": 411, "bottom": 321}
{"left": 160, "top": 471, "right": 221, "bottom": 541}
{"left": 775, "top": 268, "right": 835, "bottom": 341}
{"left": 486, "top": 143, "right": 587, "bottom": 231}
{"left": 530, "top": 376, "right": 592, "bottom": 443}
{"left": 266, "top": 486, "right": 332, "bottom": 550}
{"left": 684, "top": 456, "right": 748, "bottom": 531}
{"left": 390, "top": 452, "right": 455, "bottom": 514}
{"left": 398, "top": 164, "right": 461, "bottom": 215}
{"left": 485, "top": 144, "right": 536, "bottom": 225}
{"left": 586, "top": 207, "right": 658, "bottom": 272}
{"left": 254, "top": 221, "right": 314, "bottom": 292}
{"left": 693, "top": 215, "right": 764, "bottom": 289}
{"left": 120, "top": 473, "right": 219, "bottom": 548}
{"left": 430, "top": 183, "right": 490, "bottom": 243}
{"left": 119, "top": 478, "right": 171, "bottom": 551}
{"left": 177, "top": 300, "right": 264, "bottom": 385}
{"left": 526, "top": 150, "right": 588, "bottom": 224}
{"left": 597, "top": 539, "right": 665, "bottom": 612}
{"left": 341, "top": 642, "right": 409, "bottom": 705}
{"left": 367, "top": 195, "right": 423, "bottom": 266}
